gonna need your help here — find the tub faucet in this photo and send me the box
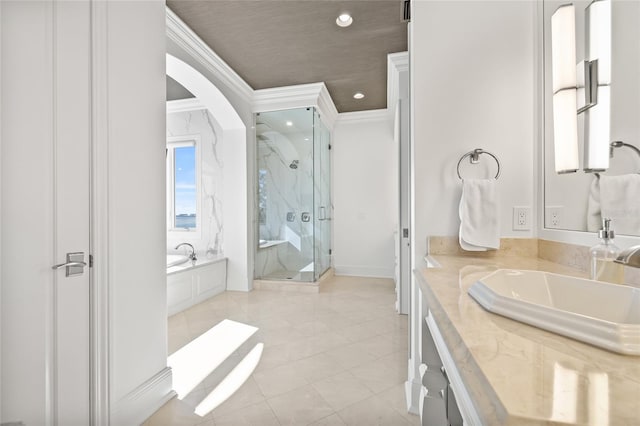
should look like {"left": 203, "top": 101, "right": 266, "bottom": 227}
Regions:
{"left": 614, "top": 245, "right": 640, "bottom": 268}
{"left": 175, "top": 243, "right": 197, "bottom": 262}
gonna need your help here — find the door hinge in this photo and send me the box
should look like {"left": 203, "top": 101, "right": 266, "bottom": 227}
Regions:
{"left": 329, "top": 249, "right": 332, "bottom": 255}
{"left": 328, "top": 144, "right": 332, "bottom": 150}
{"left": 89, "top": 254, "right": 94, "bottom": 268}
{"left": 402, "top": 0, "right": 411, "bottom": 22}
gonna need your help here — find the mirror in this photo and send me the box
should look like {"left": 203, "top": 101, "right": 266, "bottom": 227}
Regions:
{"left": 544, "top": 0, "right": 640, "bottom": 235}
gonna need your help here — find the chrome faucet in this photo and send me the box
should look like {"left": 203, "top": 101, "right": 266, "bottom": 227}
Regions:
{"left": 175, "top": 242, "right": 197, "bottom": 262}
{"left": 614, "top": 245, "right": 640, "bottom": 268}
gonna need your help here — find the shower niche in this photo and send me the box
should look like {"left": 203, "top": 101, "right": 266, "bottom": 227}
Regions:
{"left": 255, "top": 107, "right": 331, "bottom": 282}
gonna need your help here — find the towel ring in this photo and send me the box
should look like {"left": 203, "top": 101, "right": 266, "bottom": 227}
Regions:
{"left": 594, "top": 141, "right": 640, "bottom": 178}
{"left": 457, "top": 149, "right": 501, "bottom": 180}
{"left": 610, "top": 141, "right": 640, "bottom": 161}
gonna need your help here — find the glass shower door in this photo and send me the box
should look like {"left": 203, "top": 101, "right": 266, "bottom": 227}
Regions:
{"left": 313, "top": 109, "right": 332, "bottom": 280}
{"left": 255, "top": 107, "right": 315, "bottom": 282}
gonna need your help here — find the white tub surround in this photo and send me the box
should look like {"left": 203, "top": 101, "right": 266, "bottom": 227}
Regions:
{"left": 410, "top": 254, "right": 640, "bottom": 425}
{"left": 168, "top": 257, "right": 227, "bottom": 316}
{"left": 167, "top": 254, "right": 190, "bottom": 268}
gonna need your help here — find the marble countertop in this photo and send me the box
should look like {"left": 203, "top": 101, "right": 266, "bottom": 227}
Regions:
{"left": 416, "top": 254, "right": 640, "bottom": 426}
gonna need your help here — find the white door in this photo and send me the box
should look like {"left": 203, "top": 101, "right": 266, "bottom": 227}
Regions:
{"left": 397, "top": 97, "right": 411, "bottom": 315}
{"left": 1, "top": 1, "right": 91, "bottom": 424}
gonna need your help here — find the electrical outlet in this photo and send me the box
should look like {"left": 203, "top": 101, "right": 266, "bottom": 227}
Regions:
{"left": 545, "top": 206, "right": 563, "bottom": 229}
{"left": 512, "top": 206, "right": 531, "bottom": 231}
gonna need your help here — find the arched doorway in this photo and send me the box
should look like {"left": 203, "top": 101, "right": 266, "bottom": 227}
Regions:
{"left": 166, "top": 53, "right": 250, "bottom": 291}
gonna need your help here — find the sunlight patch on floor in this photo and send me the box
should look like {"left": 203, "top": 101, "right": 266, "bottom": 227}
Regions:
{"left": 194, "top": 342, "right": 264, "bottom": 417}
{"left": 168, "top": 319, "right": 258, "bottom": 398}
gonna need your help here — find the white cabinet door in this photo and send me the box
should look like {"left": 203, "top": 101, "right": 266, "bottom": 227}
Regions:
{"left": 1, "top": 1, "right": 91, "bottom": 424}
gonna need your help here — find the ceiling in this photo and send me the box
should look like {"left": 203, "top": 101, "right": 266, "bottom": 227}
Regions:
{"left": 166, "top": 0, "right": 408, "bottom": 113}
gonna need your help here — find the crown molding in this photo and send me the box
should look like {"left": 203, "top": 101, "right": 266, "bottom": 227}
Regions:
{"left": 166, "top": 7, "right": 253, "bottom": 105}
{"left": 317, "top": 83, "right": 339, "bottom": 129}
{"left": 387, "top": 51, "right": 409, "bottom": 114}
{"left": 253, "top": 82, "right": 339, "bottom": 130}
{"left": 166, "top": 98, "right": 205, "bottom": 114}
{"left": 336, "top": 109, "right": 391, "bottom": 124}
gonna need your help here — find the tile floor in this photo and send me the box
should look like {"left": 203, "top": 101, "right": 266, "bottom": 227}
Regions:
{"left": 144, "top": 275, "right": 420, "bottom": 426}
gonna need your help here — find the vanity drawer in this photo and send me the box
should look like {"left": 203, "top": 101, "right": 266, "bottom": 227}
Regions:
{"left": 422, "top": 315, "right": 444, "bottom": 367}
{"left": 419, "top": 386, "right": 448, "bottom": 426}
{"left": 447, "top": 384, "right": 464, "bottom": 426}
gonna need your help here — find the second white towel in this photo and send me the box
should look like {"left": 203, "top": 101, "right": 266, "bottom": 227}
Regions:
{"left": 459, "top": 179, "right": 500, "bottom": 251}
{"left": 587, "top": 174, "right": 640, "bottom": 235}
{"left": 600, "top": 174, "right": 640, "bottom": 235}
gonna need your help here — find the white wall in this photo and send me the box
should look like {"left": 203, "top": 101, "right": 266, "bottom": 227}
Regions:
{"left": 106, "top": 1, "right": 171, "bottom": 423}
{"left": 333, "top": 111, "right": 397, "bottom": 278}
{"left": 411, "top": 0, "right": 536, "bottom": 260}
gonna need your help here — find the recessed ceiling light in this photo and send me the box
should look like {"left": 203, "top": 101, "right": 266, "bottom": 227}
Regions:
{"left": 353, "top": 92, "right": 365, "bottom": 99}
{"left": 286, "top": 121, "right": 293, "bottom": 126}
{"left": 336, "top": 13, "right": 353, "bottom": 27}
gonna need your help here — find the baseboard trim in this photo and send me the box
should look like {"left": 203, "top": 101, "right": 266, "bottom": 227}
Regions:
{"left": 111, "top": 367, "right": 175, "bottom": 426}
{"left": 405, "top": 378, "right": 422, "bottom": 415}
{"left": 334, "top": 265, "right": 394, "bottom": 278}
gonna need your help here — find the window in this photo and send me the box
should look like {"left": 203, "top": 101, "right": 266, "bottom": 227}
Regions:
{"left": 167, "top": 137, "right": 200, "bottom": 231}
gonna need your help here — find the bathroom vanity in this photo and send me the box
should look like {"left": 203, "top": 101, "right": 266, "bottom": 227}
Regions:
{"left": 410, "top": 253, "right": 640, "bottom": 425}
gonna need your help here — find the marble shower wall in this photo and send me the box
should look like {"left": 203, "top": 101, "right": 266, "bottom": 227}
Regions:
{"left": 257, "top": 126, "right": 315, "bottom": 273}
{"left": 167, "top": 108, "right": 223, "bottom": 258}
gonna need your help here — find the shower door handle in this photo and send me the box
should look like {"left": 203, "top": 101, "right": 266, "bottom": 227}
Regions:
{"left": 318, "top": 206, "right": 326, "bottom": 221}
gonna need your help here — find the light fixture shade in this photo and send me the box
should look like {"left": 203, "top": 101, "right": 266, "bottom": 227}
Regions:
{"left": 551, "top": 4, "right": 577, "bottom": 93}
{"left": 587, "top": 0, "right": 611, "bottom": 84}
{"left": 551, "top": 4, "right": 579, "bottom": 174}
{"left": 583, "top": 0, "right": 611, "bottom": 172}
{"left": 553, "top": 90, "right": 580, "bottom": 173}
{"left": 584, "top": 85, "right": 611, "bottom": 171}
{"left": 336, "top": 13, "right": 353, "bottom": 27}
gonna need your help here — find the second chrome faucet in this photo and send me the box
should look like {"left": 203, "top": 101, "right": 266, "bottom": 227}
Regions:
{"left": 175, "top": 242, "right": 197, "bottom": 263}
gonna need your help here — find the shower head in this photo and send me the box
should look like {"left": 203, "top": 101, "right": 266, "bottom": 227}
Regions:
{"left": 289, "top": 160, "right": 299, "bottom": 169}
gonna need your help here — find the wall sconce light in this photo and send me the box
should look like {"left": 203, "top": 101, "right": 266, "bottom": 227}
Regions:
{"left": 551, "top": 4, "right": 580, "bottom": 174}
{"left": 583, "top": 0, "right": 611, "bottom": 172}
{"left": 551, "top": 0, "right": 611, "bottom": 174}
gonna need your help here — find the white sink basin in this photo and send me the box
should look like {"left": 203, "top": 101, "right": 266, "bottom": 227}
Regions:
{"left": 468, "top": 269, "right": 640, "bottom": 355}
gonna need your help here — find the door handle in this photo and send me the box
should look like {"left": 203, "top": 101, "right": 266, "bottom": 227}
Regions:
{"left": 52, "top": 261, "right": 87, "bottom": 269}
{"left": 52, "top": 252, "right": 86, "bottom": 277}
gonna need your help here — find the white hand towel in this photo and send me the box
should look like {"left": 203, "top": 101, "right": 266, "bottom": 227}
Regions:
{"left": 459, "top": 179, "right": 500, "bottom": 251}
{"left": 599, "top": 174, "right": 640, "bottom": 235}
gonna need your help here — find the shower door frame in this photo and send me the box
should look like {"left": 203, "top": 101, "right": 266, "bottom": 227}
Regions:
{"left": 312, "top": 108, "right": 332, "bottom": 281}
{"left": 254, "top": 106, "right": 332, "bottom": 282}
